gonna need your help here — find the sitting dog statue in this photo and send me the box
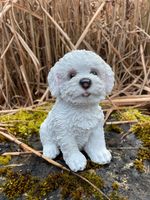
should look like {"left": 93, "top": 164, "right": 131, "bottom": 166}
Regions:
{"left": 40, "top": 50, "right": 114, "bottom": 172}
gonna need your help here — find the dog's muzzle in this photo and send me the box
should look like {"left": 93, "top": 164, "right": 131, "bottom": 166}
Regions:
{"left": 79, "top": 78, "right": 91, "bottom": 89}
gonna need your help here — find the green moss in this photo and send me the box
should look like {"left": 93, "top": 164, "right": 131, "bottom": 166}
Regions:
{"left": 0, "top": 168, "right": 105, "bottom": 200}
{"left": 58, "top": 171, "right": 104, "bottom": 200}
{"left": 0, "top": 165, "right": 128, "bottom": 200}
{"left": 133, "top": 159, "right": 145, "bottom": 172}
{"left": 109, "top": 191, "right": 127, "bottom": 200}
{"left": 117, "top": 109, "right": 150, "bottom": 172}
{"left": 3, "top": 171, "right": 38, "bottom": 199}
{"left": 0, "top": 167, "right": 11, "bottom": 176}
{"left": 130, "top": 113, "right": 150, "bottom": 171}
{"left": 109, "top": 182, "right": 128, "bottom": 200}
{"left": 137, "top": 147, "right": 150, "bottom": 160}
{"left": 131, "top": 122, "right": 150, "bottom": 151}
{"left": 117, "top": 109, "right": 142, "bottom": 121}
{"left": 0, "top": 105, "right": 51, "bottom": 139}
{"left": 86, "top": 160, "right": 102, "bottom": 170}
{"left": 112, "top": 181, "right": 119, "bottom": 190}
{"left": 105, "top": 124, "right": 123, "bottom": 133}
{"left": 0, "top": 155, "right": 11, "bottom": 165}
{"left": 0, "top": 134, "right": 6, "bottom": 142}
{"left": 28, "top": 173, "right": 62, "bottom": 199}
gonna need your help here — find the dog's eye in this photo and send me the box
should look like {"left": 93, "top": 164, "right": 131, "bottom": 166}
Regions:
{"left": 90, "top": 70, "right": 98, "bottom": 76}
{"left": 69, "top": 71, "right": 76, "bottom": 79}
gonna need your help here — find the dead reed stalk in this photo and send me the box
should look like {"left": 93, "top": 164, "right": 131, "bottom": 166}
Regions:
{"left": 0, "top": 0, "right": 150, "bottom": 109}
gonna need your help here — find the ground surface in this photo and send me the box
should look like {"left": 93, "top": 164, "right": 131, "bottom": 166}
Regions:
{"left": 0, "top": 126, "right": 150, "bottom": 200}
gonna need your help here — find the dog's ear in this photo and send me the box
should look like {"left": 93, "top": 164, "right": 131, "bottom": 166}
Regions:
{"left": 47, "top": 67, "right": 61, "bottom": 97}
{"left": 103, "top": 63, "right": 115, "bottom": 95}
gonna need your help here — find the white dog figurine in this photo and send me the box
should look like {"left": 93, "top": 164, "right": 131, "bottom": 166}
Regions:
{"left": 40, "top": 50, "right": 114, "bottom": 172}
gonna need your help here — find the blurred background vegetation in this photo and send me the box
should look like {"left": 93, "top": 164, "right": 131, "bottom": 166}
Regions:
{"left": 0, "top": 0, "right": 150, "bottom": 109}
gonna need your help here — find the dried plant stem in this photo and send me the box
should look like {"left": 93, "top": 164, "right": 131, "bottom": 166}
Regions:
{"left": 136, "top": 25, "right": 150, "bottom": 39}
{"left": 3, "top": 147, "right": 148, "bottom": 156}
{"left": 0, "top": 130, "right": 110, "bottom": 200}
{"left": 38, "top": 0, "right": 76, "bottom": 50}
{"left": 75, "top": 1, "right": 106, "bottom": 48}
{"left": 106, "top": 120, "right": 138, "bottom": 125}
{"left": 0, "top": 0, "right": 150, "bottom": 108}
{"left": 0, "top": 130, "right": 69, "bottom": 171}
{"left": 139, "top": 44, "right": 148, "bottom": 94}
{"left": 2, "top": 151, "right": 42, "bottom": 156}
{"left": 110, "top": 147, "right": 143, "bottom": 150}
{"left": 39, "top": 87, "right": 49, "bottom": 102}
{"left": 106, "top": 95, "right": 122, "bottom": 117}
{"left": 1, "top": 36, "right": 14, "bottom": 59}
{"left": 20, "top": 65, "right": 33, "bottom": 105}
{"left": 104, "top": 108, "right": 113, "bottom": 124}
{"left": 104, "top": 95, "right": 150, "bottom": 106}
{"left": 0, "top": 101, "right": 48, "bottom": 114}
{"left": 0, "top": 95, "right": 149, "bottom": 114}
{"left": 0, "top": 0, "right": 18, "bottom": 19}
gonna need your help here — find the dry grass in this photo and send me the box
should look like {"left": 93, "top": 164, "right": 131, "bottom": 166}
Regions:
{"left": 0, "top": 0, "right": 150, "bottom": 109}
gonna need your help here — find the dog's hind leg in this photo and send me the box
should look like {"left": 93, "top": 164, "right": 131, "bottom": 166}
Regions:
{"left": 40, "top": 120, "right": 60, "bottom": 159}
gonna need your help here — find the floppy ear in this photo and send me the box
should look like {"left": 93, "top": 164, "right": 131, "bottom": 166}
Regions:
{"left": 47, "top": 67, "right": 61, "bottom": 97}
{"left": 103, "top": 63, "right": 115, "bottom": 95}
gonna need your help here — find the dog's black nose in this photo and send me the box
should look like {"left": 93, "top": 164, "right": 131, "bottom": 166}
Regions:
{"left": 79, "top": 78, "right": 91, "bottom": 89}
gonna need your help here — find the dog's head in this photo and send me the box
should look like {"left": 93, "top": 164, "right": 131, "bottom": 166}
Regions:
{"left": 48, "top": 50, "right": 114, "bottom": 105}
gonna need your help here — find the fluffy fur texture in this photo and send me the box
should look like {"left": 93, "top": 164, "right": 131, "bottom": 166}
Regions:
{"left": 40, "top": 50, "right": 114, "bottom": 172}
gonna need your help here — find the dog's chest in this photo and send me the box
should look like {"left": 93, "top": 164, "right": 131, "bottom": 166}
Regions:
{"left": 74, "top": 128, "right": 91, "bottom": 149}
{"left": 70, "top": 109, "right": 103, "bottom": 149}
{"left": 52, "top": 102, "right": 104, "bottom": 135}
{"left": 69, "top": 107, "right": 103, "bottom": 130}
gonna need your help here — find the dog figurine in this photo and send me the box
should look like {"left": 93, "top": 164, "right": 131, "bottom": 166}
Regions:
{"left": 40, "top": 50, "right": 114, "bottom": 172}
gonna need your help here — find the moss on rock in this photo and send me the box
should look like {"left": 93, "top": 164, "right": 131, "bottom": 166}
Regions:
{"left": 117, "top": 109, "right": 150, "bottom": 172}
{"left": 105, "top": 124, "right": 123, "bottom": 133}
{"left": 133, "top": 159, "right": 145, "bottom": 172}
{"left": 112, "top": 181, "right": 119, "bottom": 190}
{"left": 131, "top": 120, "right": 150, "bottom": 171}
{"left": 0, "top": 166, "right": 129, "bottom": 200}
{"left": 3, "top": 172, "right": 37, "bottom": 199}
{"left": 109, "top": 191, "right": 127, "bottom": 200}
{"left": 0, "top": 155, "right": 11, "bottom": 165}
{"left": 0, "top": 105, "right": 51, "bottom": 139}
{"left": 118, "top": 109, "right": 141, "bottom": 121}
{"left": 0, "top": 134, "right": 6, "bottom": 142}
{"left": 0, "top": 168, "right": 105, "bottom": 200}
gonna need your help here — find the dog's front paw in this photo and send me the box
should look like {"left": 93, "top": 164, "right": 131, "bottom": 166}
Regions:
{"left": 87, "top": 148, "right": 112, "bottom": 165}
{"left": 43, "top": 144, "right": 59, "bottom": 159}
{"left": 65, "top": 152, "right": 87, "bottom": 172}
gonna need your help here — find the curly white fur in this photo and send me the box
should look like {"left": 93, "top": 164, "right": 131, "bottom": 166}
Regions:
{"left": 40, "top": 50, "right": 114, "bottom": 172}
